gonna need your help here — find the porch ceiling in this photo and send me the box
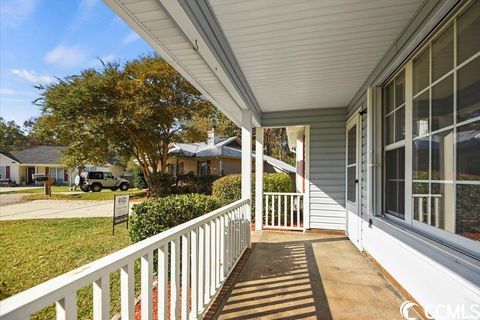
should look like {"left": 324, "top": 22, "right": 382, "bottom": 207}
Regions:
{"left": 208, "top": 0, "right": 424, "bottom": 112}
{"left": 104, "top": 0, "right": 424, "bottom": 121}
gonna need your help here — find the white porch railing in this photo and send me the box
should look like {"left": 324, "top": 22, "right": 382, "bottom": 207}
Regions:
{"left": 0, "top": 199, "right": 250, "bottom": 320}
{"left": 413, "top": 193, "right": 442, "bottom": 227}
{"left": 263, "top": 192, "right": 304, "bottom": 231}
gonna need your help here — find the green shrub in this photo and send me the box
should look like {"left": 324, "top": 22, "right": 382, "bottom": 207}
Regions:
{"left": 147, "top": 172, "right": 176, "bottom": 197}
{"left": 212, "top": 173, "right": 292, "bottom": 206}
{"left": 176, "top": 173, "right": 219, "bottom": 195}
{"left": 129, "top": 194, "right": 221, "bottom": 243}
{"left": 133, "top": 165, "right": 148, "bottom": 189}
{"left": 212, "top": 174, "right": 243, "bottom": 206}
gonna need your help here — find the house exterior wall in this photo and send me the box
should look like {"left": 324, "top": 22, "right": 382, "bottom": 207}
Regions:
{"left": 262, "top": 107, "right": 347, "bottom": 230}
{"left": 0, "top": 154, "right": 19, "bottom": 183}
{"left": 344, "top": 1, "right": 480, "bottom": 317}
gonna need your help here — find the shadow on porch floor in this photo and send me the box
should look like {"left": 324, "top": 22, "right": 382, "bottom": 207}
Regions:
{"left": 213, "top": 231, "right": 405, "bottom": 320}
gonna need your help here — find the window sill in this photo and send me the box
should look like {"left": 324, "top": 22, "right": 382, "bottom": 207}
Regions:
{"left": 372, "top": 215, "right": 480, "bottom": 274}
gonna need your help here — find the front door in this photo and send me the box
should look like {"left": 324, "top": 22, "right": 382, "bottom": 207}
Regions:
{"left": 27, "top": 167, "right": 35, "bottom": 184}
{"left": 346, "top": 114, "right": 362, "bottom": 250}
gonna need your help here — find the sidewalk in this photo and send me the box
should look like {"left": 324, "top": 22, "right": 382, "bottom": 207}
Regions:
{"left": 0, "top": 200, "right": 134, "bottom": 220}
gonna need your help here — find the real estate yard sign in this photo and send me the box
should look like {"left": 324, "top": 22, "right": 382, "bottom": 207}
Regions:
{"left": 113, "top": 194, "right": 129, "bottom": 235}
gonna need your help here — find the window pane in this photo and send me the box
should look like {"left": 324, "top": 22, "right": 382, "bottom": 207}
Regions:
{"left": 413, "top": 136, "right": 429, "bottom": 180}
{"left": 347, "top": 166, "right": 356, "bottom": 203}
{"left": 395, "top": 107, "right": 405, "bottom": 142}
{"left": 384, "top": 81, "right": 395, "bottom": 114}
{"left": 457, "top": 0, "right": 480, "bottom": 64}
{"left": 432, "top": 75, "right": 454, "bottom": 131}
{"left": 385, "top": 148, "right": 405, "bottom": 219}
{"left": 430, "top": 182, "right": 454, "bottom": 231}
{"left": 431, "top": 129, "right": 454, "bottom": 181}
{"left": 457, "top": 121, "right": 480, "bottom": 181}
{"left": 395, "top": 71, "right": 405, "bottom": 107}
{"left": 348, "top": 125, "right": 356, "bottom": 165}
{"left": 457, "top": 57, "right": 480, "bottom": 123}
{"left": 413, "top": 90, "right": 430, "bottom": 137}
{"left": 385, "top": 114, "right": 394, "bottom": 145}
{"left": 413, "top": 182, "right": 429, "bottom": 222}
{"left": 413, "top": 48, "right": 429, "bottom": 95}
{"left": 456, "top": 184, "right": 480, "bottom": 241}
{"left": 432, "top": 24, "right": 453, "bottom": 82}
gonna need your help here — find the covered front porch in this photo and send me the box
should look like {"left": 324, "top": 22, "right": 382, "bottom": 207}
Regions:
{"left": 213, "top": 231, "right": 404, "bottom": 320}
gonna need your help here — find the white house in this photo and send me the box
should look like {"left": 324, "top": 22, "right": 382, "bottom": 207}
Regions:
{"left": 1, "top": 1, "right": 478, "bottom": 319}
{"left": 0, "top": 145, "right": 125, "bottom": 185}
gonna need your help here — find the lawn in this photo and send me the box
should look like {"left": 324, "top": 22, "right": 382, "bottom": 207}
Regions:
{"left": 23, "top": 188, "right": 147, "bottom": 201}
{"left": 0, "top": 218, "right": 139, "bottom": 319}
{"left": 1, "top": 185, "right": 71, "bottom": 194}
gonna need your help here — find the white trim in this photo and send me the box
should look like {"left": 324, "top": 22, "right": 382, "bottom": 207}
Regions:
{"left": 255, "top": 127, "right": 264, "bottom": 231}
{"left": 304, "top": 125, "right": 311, "bottom": 229}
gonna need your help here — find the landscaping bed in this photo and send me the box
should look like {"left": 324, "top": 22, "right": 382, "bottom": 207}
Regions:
{"left": 22, "top": 188, "right": 147, "bottom": 201}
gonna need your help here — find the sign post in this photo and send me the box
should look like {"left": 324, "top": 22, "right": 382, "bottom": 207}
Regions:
{"left": 113, "top": 194, "right": 130, "bottom": 235}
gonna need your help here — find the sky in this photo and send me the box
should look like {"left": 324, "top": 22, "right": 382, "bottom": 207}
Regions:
{"left": 0, "top": 0, "right": 153, "bottom": 125}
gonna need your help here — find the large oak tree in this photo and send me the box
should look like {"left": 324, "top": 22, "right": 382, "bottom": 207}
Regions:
{"left": 35, "top": 55, "right": 212, "bottom": 184}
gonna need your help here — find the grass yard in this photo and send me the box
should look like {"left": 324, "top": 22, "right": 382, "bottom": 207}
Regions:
{"left": 1, "top": 186, "right": 71, "bottom": 194}
{"left": 0, "top": 218, "right": 138, "bottom": 319}
{"left": 23, "top": 188, "right": 147, "bottom": 201}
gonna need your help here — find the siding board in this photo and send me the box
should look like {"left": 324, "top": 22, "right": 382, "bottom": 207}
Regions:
{"left": 262, "top": 107, "right": 346, "bottom": 230}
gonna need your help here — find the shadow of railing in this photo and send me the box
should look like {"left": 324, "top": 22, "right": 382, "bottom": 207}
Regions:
{"left": 217, "top": 236, "right": 347, "bottom": 319}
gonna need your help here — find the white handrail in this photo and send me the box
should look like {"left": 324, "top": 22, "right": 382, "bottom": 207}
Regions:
{"left": 0, "top": 198, "right": 251, "bottom": 320}
{"left": 263, "top": 192, "right": 304, "bottom": 231}
{"left": 263, "top": 192, "right": 303, "bottom": 196}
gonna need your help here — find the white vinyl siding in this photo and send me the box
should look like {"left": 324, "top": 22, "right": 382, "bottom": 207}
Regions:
{"left": 263, "top": 107, "right": 346, "bottom": 230}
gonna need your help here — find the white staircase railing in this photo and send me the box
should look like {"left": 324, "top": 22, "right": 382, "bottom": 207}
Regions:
{"left": 0, "top": 199, "right": 250, "bottom": 320}
{"left": 263, "top": 192, "right": 304, "bottom": 231}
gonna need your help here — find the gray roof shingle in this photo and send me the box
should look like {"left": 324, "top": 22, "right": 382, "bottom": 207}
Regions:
{"left": 10, "top": 146, "right": 67, "bottom": 165}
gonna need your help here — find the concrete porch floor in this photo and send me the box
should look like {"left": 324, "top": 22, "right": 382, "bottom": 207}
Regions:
{"left": 215, "top": 231, "right": 405, "bottom": 320}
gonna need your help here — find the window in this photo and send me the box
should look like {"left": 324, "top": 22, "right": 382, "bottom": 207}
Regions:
{"left": 198, "top": 161, "right": 210, "bottom": 176}
{"left": 104, "top": 172, "right": 114, "bottom": 179}
{"left": 347, "top": 125, "right": 357, "bottom": 203}
{"left": 383, "top": 71, "right": 406, "bottom": 219}
{"left": 382, "top": 0, "right": 480, "bottom": 247}
{"left": 0, "top": 166, "right": 6, "bottom": 179}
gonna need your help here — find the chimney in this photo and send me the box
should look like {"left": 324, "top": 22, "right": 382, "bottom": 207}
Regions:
{"left": 207, "top": 127, "right": 219, "bottom": 146}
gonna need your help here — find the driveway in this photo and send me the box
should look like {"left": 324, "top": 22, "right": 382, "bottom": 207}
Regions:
{"left": 0, "top": 200, "right": 135, "bottom": 220}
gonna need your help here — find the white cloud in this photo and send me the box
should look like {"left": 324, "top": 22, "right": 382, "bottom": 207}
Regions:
{"left": 0, "top": 0, "right": 38, "bottom": 28}
{"left": 11, "top": 69, "right": 55, "bottom": 84}
{"left": 100, "top": 54, "right": 116, "bottom": 63}
{"left": 0, "top": 88, "right": 16, "bottom": 95}
{"left": 123, "top": 32, "right": 140, "bottom": 45}
{"left": 80, "top": 0, "right": 99, "bottom": 8}
{"left": 44, "top": 44, "right": 88, "bottom": 69}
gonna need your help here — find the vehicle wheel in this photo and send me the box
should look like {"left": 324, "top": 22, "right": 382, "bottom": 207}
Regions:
{"left": 91, "top": 183, "right": 102, "bottom": 192}
{"left": 119, "top": 183, "right": 129, "bottom": 191}
{"left": 110, "top": 187, "right": 118, "bottom": 191}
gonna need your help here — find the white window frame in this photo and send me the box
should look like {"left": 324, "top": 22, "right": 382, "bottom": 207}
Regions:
{"left": 379, "top": 0, "right": 480, "bottom": 255}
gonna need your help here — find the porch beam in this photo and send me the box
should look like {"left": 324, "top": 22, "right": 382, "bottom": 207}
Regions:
{"left": 241, "top": 110, "right": 252, "bottom": 245}
{"left": 255, "top": 127, "right": 264, "bottom": 230}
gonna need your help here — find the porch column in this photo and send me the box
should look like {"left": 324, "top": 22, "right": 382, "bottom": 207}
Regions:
{"left": 241, "top": 110, "right": 252, "bottom": 246}
{"left": 255, "top": 127, "right": 263, "bottom": 230}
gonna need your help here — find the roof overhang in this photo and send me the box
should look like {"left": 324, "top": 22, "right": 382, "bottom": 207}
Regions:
{"left": 104, "top": 0, "right": 425, "bottom": 125}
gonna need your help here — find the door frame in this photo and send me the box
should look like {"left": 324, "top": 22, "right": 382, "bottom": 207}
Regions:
{"left": 345, "top": 111, "right": 362, "bottom": 249}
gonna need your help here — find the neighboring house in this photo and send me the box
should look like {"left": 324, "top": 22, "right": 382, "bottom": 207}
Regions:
{"left": 167, "top": 128, "right": 295, "bottom": 178}
{"left": 0, "top": 145, "right": 125, "bottom": 185}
